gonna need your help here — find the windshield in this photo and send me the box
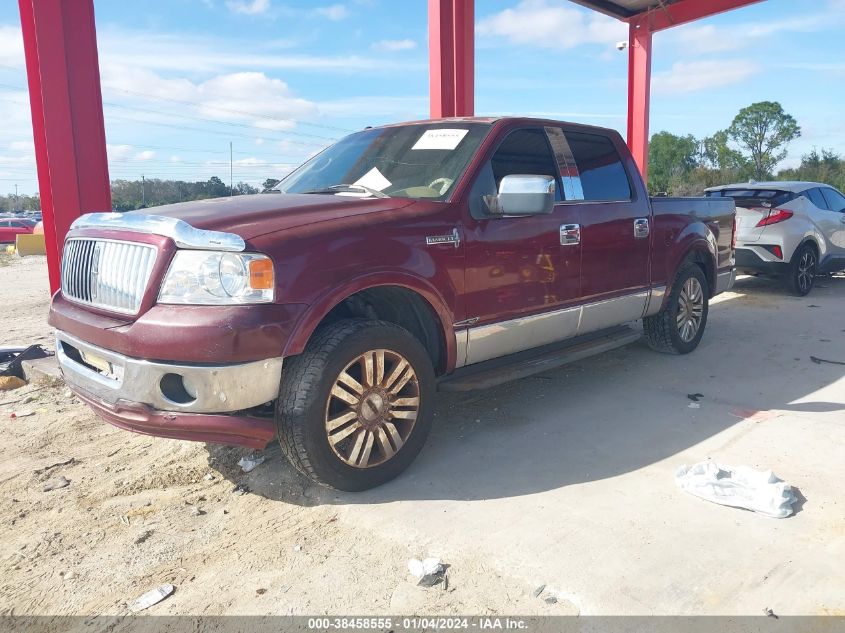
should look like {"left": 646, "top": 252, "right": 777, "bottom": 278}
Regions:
{"left": 276, "top": 122, "right": 491, "bottom": 200}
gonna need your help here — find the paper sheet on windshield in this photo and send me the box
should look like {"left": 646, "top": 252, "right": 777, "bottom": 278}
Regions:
{"left": 352, "top": 167, "right": 392, "bottom": 192}
{"left": 412, "top": 128, "right": 469, "bottom": 151}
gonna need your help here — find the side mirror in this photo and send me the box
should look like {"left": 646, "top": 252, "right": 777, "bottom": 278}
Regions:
{"left": 486, "top": 175, "right": 555, "bottom": 216}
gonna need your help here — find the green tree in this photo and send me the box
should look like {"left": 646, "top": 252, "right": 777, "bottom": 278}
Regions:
{"left": 262, "top": 178, "right": 281, "bottom": 191}
{"left": 726, "top": 101, "right": 800, "bottom": 180}
{"left": 778, "top": 148, "right": 845, "bottom": 191}
{"left": 647, "top": 131, "right": 700, "bottom": 194}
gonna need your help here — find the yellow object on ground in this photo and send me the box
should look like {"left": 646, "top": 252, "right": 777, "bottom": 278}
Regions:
{"left": 0, "top": 375, "right": 27, "bottom": 391}
{"left": 4, "top": 245, "right": 14, "bottom": 255}
{"left": 15, "top": 233, "right": 46, "bottom": 256}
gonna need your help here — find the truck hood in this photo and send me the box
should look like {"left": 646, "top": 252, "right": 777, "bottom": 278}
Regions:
{"left": 127, "top": 193, "right": 414, "bottom": 241}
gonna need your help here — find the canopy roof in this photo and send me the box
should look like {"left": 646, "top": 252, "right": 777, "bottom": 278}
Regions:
{"left": 570, "top": 0, "right": 682, "bottom": 19}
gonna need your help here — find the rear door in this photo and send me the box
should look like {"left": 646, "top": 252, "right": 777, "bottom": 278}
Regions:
{"left": 562, "top": 128, "right": 650, "bottom": 303}
{"left": 819, "top": 187, "right": 845, "bottom": 253}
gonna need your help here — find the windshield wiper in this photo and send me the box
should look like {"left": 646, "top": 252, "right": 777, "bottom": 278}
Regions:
{"left": 302, "top": 184, "right": 390, "bottom": 199}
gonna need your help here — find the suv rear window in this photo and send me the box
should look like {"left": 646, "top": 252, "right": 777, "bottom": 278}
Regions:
{"left": 706, "top": 189, "right": 795, "bottom": 207}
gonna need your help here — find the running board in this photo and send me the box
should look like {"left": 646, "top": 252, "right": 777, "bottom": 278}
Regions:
{"left": 438, "top": 325, "right": 641, "bottom": 392}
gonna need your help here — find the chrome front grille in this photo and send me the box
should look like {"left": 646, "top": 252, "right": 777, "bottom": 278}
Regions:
{"left": 61, "top": 239, "right": 157, "bottom": 315}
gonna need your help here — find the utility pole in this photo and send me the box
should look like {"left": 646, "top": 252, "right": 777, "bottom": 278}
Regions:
{"left": 141, "top": 174, "right": 146, "bottom": 207}
{"left": 229, "top": 141, "right": 234, "bottom": 196}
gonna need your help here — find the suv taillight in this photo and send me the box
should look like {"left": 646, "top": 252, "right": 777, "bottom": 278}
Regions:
{"left": 755, "top": 208, "right": 793, "bottom": 227}
{"left": 731, "top": 217, "right": 737, "bottom": 250}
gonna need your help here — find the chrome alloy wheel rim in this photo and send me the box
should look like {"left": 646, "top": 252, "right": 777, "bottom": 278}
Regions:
{"left": 797, "top": 250, "right": 816, "bottom": 294}
{"left": 677, "top": 277, "right": 704, "bottom": 343}
{"left": 324, "top": 349, "right": 420, "bottom": 469}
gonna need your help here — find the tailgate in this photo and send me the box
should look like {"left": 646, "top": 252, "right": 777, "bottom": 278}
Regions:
{"left": 735, "top": 205, "right": 769, "bottom": 242}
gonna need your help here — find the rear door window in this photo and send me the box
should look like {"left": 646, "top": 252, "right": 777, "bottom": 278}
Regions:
{"left": 805, "top": 188, "right": 829, "bottom": 210}
{"left": 563, "top": 131, "right": 631, "bottom": 201}
{"left": 821, "top": 188, "right": 845, "bottom": 212}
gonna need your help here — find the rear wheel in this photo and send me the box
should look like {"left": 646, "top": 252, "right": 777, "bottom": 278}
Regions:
{"left": 643, "top": 262, "right": 709, "bottom": 355}
{"left": 784, "top": 243, "right": 816, "bottom": 296}
{"left": 276, "top": 319, "right": 435, "bottom": 491}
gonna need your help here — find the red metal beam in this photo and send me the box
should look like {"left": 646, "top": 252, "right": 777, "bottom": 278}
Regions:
{"left": 626, "top": 19, "right": 652, "bottom": 184}
{"left": 18, "top": 0, "right": 111, "bottom": 294}
{"left": 428, "top": 0, "right": 474, "bottom": 118}
{"left": 639, "top": 0, "right": 765, "bottom": 32}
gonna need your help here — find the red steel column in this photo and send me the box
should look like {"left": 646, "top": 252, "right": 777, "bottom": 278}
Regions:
{"left": 18, "top": 0, "right": 111, "bottom": 294}
{"left": 428, "top": 0, "right": 474, "bottom": 118}
{"left": 626, "top": 17, "right": 652, "bottom": 184}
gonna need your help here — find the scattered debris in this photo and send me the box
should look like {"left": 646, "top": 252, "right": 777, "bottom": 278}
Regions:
{"left": 238, "top": 454, "right": 266, "bottom": 473}
{"left": 9, "top": 410, "right": 34, "bottom": 419}
{"left": 810, "top": 356, "right": 845, "bottom": 366}
{"left": 42, "top": 476, "right": 70, "bottom": 492}
{"left": 33, "top": 457, "right": 76, "bottom": 475}
{"left": 60, "top": 571, "right": 76, "bottom": 580}
{"left": 544, "top": 596, "right": 558, "bottom": 605}
{"left": 688, "top": 402, "right": 700, "bottom": 409}
{"left": 763, "top": 607, "right": 778, "bottom": 619}
{"left": 232, "top": 484, "right": 250, "bottom": 496}
{"left": 129, "top": 584, "right": 175, "bottom": 613}
{"left": 0, "top": 376, "right": 27, "bottom": 391}
{"left": 293, "top": 544, "right": 302, "bottom": 552}
{"left": 408, "top": 557, "right": 446, "bottom": 587}
{"left": 189, "top": 506, "right": 204, "bottom": 516}
{"left": 256, "top": 588, "right": 267, "bottom": 596}
{"left": 134, "top": 530, "right": 153, "bottom": 545}
{"left": 532, "top": 584, "right": 546, "bottom": 598}
{"left": 687, "top": 393, "right": 704, "bottom": 402}
{"left": 675, "top": 461, "right": 797, "bottom": 518}
{"left": 203, "top": 473, "right": 215, "bottom": 481}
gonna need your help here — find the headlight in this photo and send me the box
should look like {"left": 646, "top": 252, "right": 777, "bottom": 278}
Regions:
{"left": 158, "top": 251, "right": 274, "bottom": 305}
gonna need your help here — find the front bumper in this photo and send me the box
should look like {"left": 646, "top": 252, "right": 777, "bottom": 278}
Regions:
{"left": 56, "top": 330, "right": 282, "bottom": 448}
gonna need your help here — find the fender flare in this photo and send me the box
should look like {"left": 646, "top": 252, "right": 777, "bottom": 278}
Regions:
{"left": 281, "top": 271, "right": 457, "bottom": 370}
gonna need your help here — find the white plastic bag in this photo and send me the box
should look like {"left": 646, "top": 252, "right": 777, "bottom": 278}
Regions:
{"left": 675, "top": 461, "right": 797, "bottom": 518}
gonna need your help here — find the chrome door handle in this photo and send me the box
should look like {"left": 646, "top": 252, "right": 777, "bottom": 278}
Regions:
{"left": 560, "top": 223, "right": 580, "bottom": 246}
{"left": 634, "top": 218, "right": 650, "bottom": 238}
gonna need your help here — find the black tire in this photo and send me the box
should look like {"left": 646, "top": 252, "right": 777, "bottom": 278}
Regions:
{"left": 276, "top": 319, "right": 435, "bottom": 491}
{"left": 643, "top": 262, "right": 709, "bottom": 355}
{"left": 784, "top": 243, "right": 817, "bottom": 296}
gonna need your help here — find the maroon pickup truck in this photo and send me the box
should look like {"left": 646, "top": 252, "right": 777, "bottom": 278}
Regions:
{"left": 50, "top": 117, "right": 736, "bottom": 490}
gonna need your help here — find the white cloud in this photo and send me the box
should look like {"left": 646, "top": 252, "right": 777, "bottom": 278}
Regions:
{"left": 477, "top": 0, "right": 627, "bottom": 50}
{"left": 136, "top": 150, "right": 156, "bottom": 160}
{"left": 652, "top": 59, "right": 759, "bottom": 95}
{"left": 97, "top": 27, "right": 416, "bottom": 74}
{"left": 100, "top": 66, "right": 318, "bottom": 130}
{"left": 225, "top": 0, "right": 271, "bottom": 15}
{"left": 313, "top": 4, "right": 349, "bottom": 20}
{"left": 0, "top": 25, "right": 24, "bottom": 68}
{"left": 371, "top": 39, "right": 417, "bottom": 52}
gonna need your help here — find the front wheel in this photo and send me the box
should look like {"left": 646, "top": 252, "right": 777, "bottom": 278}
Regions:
{"left": 276, "top": 319, "right": 435, "bottom": 491}
{"left": 643, "top": 262, "right": 709, "bottom": 355}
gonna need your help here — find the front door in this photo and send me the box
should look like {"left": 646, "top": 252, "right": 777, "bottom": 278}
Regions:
{"left": 462, "top": 127, "right": 582, "bottom": 364}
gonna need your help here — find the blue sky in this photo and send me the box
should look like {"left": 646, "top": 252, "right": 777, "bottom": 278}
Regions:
{"left": 1, "top": 0, "right": 844, "bottom": 195}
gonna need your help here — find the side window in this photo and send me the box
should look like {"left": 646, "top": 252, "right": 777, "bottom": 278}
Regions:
{"left": 821, "top": 188, "right": 845, "bottom": 213}
{"left": 805, "top": 188, "right": 828, "bottom": 210}
{"left": 0, "top": 221, "right": 9, "bottom": 227}
{"left": 489, "top": 129, "right": 562, "bottom": 201}
{"left": 564, "top": 131, "right": 632, "bottom": 201}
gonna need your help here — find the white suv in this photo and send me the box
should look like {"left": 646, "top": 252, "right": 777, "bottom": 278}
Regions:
{"left": 705, "top": 181, "right": 845, "bottom": 295}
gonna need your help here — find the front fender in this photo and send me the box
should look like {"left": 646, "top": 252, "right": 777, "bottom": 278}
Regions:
{"left": 281, "top": 271, "right": 458, "bottom": 370}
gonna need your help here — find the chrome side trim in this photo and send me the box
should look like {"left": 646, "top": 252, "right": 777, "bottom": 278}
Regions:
{"left": 465, "top": 291, "right": 650, "bottom": 366}
{"left": 715, "top": 269, "right": 736, "bottom": 294}
{"left": 466, "top": 305, "right": 581, "bottom": 366}
{"left": 56, "top": 330, "right": 282, "bottom": 413}
{"left": 70, "top": 213, "right": 246, "bottom": 252}
{"left": 454, "top": 328, "right": 469, "bottom": 369}
{"left": 578, "top": 291, "right": 648, "bottom": 337}
{"left": 643, "top": 285, "right": 667, "bottom": 317}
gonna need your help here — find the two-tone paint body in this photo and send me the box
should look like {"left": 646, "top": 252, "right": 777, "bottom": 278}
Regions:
{"left": 49, "top": 117, "right": 735, "bottom": 448}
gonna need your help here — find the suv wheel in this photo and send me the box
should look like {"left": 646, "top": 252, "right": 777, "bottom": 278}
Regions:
{"left": 785, "top": 243, "right": 816, "bottom": 296}
{"left": 276, "top": 319, "right": 435, "bottom": 491}
{"left": 643, "top": 262, "right": 709, "bottom": 355}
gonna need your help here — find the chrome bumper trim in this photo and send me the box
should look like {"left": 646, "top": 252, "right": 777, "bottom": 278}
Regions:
{"left": 56, "top": 330, "right": 282, "bottom": 413}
